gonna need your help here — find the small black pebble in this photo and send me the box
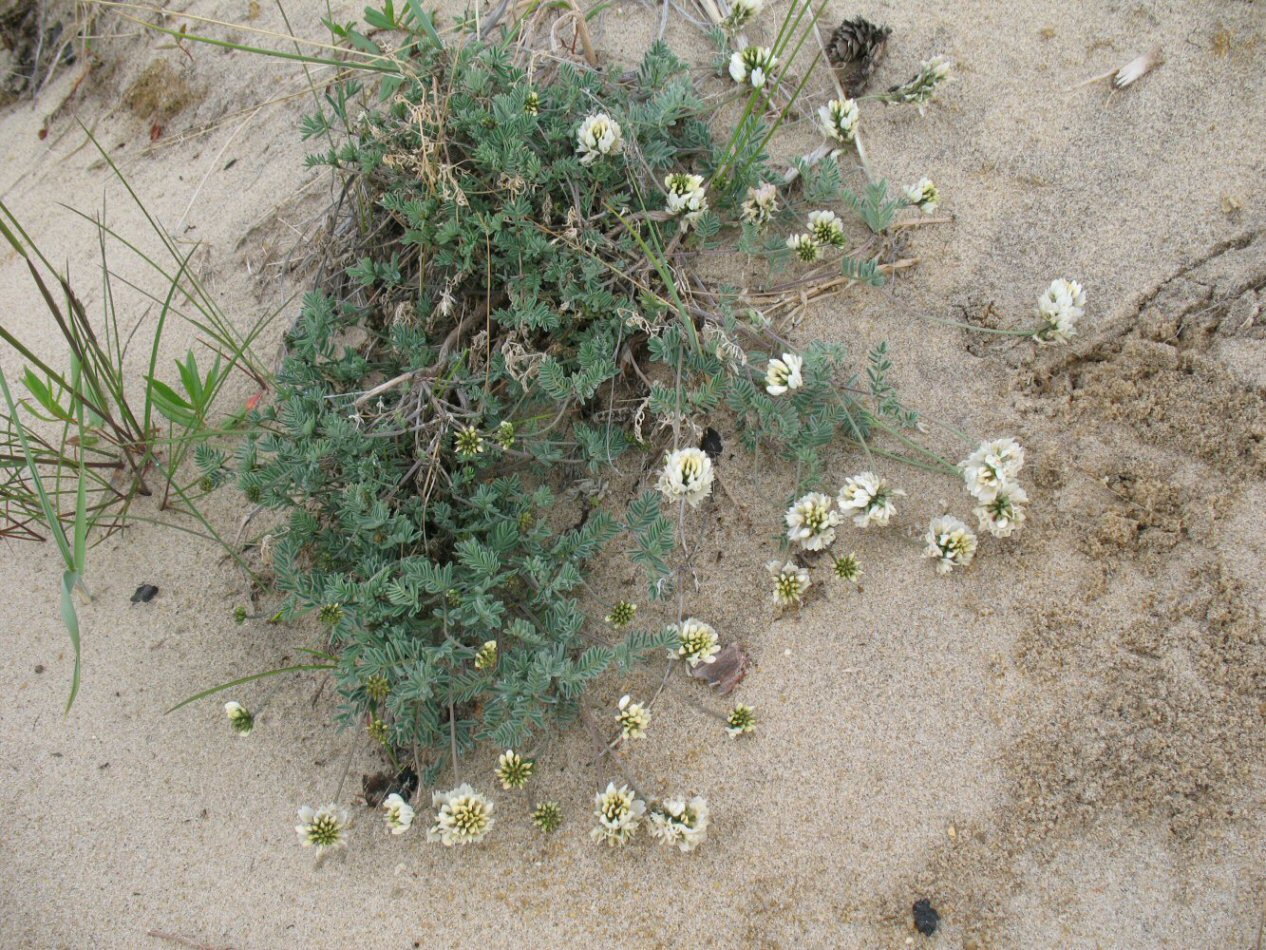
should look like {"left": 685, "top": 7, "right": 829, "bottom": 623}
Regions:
{"left": 130, "top": 584, "right": 159, "bottom": 603}
{"left": 700, "top": 426, "right": 723, "bottom": 460}
{"left": 34, "top": 664, "right": 44, "bottom": 674}
{"left": 913, "top": 898, "right": 940, "bottom": 936}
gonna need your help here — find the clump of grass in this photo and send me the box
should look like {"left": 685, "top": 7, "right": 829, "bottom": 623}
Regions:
{"left": 0, "top": 138, "right": 280, "bottom": 705}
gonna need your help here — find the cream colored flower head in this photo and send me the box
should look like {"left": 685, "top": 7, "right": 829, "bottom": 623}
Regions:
{"left": 818, "top": 97, "right": 859, "bottom": 144}
{"left": 617, "top": 694, "right": 651, "bottom": 740}
{"left": 786, "top": 232, "right": 821, "bottom": 262}
{"left": 474, "top": 639, "right": 498, "bottom": 670}
{"left": 807, "top": 210, "right": 846, "bottom": 247}
{"left": 604, "top": 600, "right": 637, "bottom": 628}
{"left": 531, "top": 801, "right": 564, "bottom": 833}
{"left": 905, "top": 177, "right": 939, "bottom": 214}
{"left": 885, "top": 55, "right": 953, "bottom": 111}
{"left": 1034, "top": 278, "right": 1086, "bottom": 345}
{"left": 591, "top": 782, "right": 647, "bottom": 846}
{"left": 664, "top": 172, "right": 708, "bottom": 224}
{"left": 725, "top": 0, "right": 763, "bottom": 28}
{"left": 960, "top": 438, "right": 1024, "bottom": 502}
{"left": 649, "top": 795, "right": 710, "bottom": 852}
{"left": 832, "top": 551, "right": 862, "bottom": 583}
{"left": 765, "top": 352, "right": 804, "bottom": 395}
{"left": 767, "top": 559, "right": 811, "bottom": 608}
{"left": 657, "top": 447, "right": 714, "bottom": 508}
{"left": 295, "top": 803, "right": 350, "bottom": 852}
{"left": 675, "top": 617, "right": 721, "bottom": 667}
{"left": 428, "top": 784, "right": 494, "bottom": 846}
{"left": 975, "top": 484, "right": 1028, "bottom": 538}
{"left": 927, "top": 56, "right": 953, "bottom": 82}
{"left": 836, "top": 472, "right": 904, "bottom": 528}
{"left": 224, "top": 701, "right": 253, "bottom": 736}
{"left": 382, "top": 793, "right": 415, "bottom": 835}
{"left": 785, "top": 491, "right": 842, "bottom": 550}
{"left": 924, "top": 515, "right": 977, "bottom": 574}
{"left": 495, "top": 749, "right": 534, "bottom": 789}
{"left": 729, "top": 45, "right": 778, "bottom": 89}
{"left": 576, "top": 113, "right": 624, "bottom": 164}
{"left": 726, "top": 703, "right": 756, "bottom": 737}
{"left": 741, "top": 181, "right": 779, "bottom": 227}
{"left": 455, "top": 424, "right": 484, "bottom": 458}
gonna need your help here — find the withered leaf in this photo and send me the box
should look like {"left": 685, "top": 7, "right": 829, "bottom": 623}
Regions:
{"left": 688, "top": 642, "right": 750, "bottom": 694}
{"left": 700, "top": 426, "right": 723, "bottom": 461}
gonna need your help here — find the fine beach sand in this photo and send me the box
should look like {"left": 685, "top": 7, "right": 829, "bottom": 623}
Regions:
{"left": 2, "top": 1, "right": 1265, "bottom": 947}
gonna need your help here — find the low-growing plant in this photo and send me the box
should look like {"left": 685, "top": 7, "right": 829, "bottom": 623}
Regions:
{"left": 222, "top": 0, "right": 956, "bottom": 791}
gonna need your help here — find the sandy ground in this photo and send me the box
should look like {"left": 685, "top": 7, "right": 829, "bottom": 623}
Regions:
{"left": 2, "top": 0, "right": 1265, "bottom": 947}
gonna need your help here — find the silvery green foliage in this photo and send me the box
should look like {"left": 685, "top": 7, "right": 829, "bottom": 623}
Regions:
{"left": 239, "top": 22, "right": 918, "bottom": 776}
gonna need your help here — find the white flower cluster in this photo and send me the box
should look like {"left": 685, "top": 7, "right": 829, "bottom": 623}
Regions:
{"left": 807, "top": 210, "right": 846, "bottom": 247}
{"left": 1033, "top": 278, "right": 1086, "bottom": 345}
{"left": 224, "top": 700, "right": 253, "bottom": 736}
{"left": 382, "top": 793, "right": 415, "bottom": 835}
{"left": 617, "top": 694, "right": 651, "bottom": 739}
{"left": 818, "top": 97, "right": 859, "bottom": 144}
{"left": 729, "top": 45, "right": 778, "bottom": 89}
{"left": 657, "top": 447, "right": 714, "bottom": 508}
{"left": 575, "top": 113, "right": 623, "bottom": 164}
{"left": 649, "top": 795, "right": 710, "bottom": 852}
{"left": 763, "top": 476, "right": 901, "bottom": 603}
{"left": 741, "top": 181, "right": 778, "bottom": 227}
{"left": 428, "top": 784, "right": 495, "bottom": 846}
{"left": 785, "top": 491, "right": 842, "bottom": 551}
{"left": 724, "top": 0, "right": 763, "bottom": 28}
{"left": 885, "top": 56, "right": 953, "bottom": 111}
{"left": 295, "top": 803, "right": 350, "bottom": 853}
{"left": 904, "top": 177, "right": 939, "bottom": 214}
{"left": 591, "top": 782, "right": 646, "bottom": 846}
{"left": 787, "top": 210, "right": 846, "bottom": 261}
{"left": 786, "top": 232, "right": 820, "bottom": 263}
{"left": 767, "top": 559, "right": 811, "bottom": 608}
{"left": 960, "top": 437, "right": 1028, "bottom": 539}
{"left": 675, "top": 617, "right": 721, "bottom": 667}
{"left": 726, "top": 703, "right": 756, "bottom": 737}
{"left": 664, "top": 172, "right": 708, "bottom": 227}
{"left": 837, "top": 472, "right": 905, "bottom": 528}
{"left": 923, "top": 515, "right": 978, "bottom": 574}
{"left": 765, "top": 352, "right": 803, "bottom": 395}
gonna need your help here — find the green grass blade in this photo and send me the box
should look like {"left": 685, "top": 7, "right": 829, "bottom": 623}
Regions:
{"left": 165, "top": 663, "right": 336, "bottom": 713}
{"left": 404, "top": 0, "right": 443, "bottom": 48}
{"left": 0, "top": 369, "right": 73, "bottom": 566}
{"left": 60, "top": 571, "right": 83, "bottom": 712}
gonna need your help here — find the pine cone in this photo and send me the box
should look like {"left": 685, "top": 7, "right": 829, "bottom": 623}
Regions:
{"left": 826, "top": 16, "right": 892, "bottom": 97}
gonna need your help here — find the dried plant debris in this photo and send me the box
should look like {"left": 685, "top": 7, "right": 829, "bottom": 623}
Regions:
{"left": 688, "top": 642, "right": 750, "bottom": 694}
{"left": 825, "top": 16, "right": 891, "bottom": 96}
{"left": 700, "top": 426, "right": 724, "bottom": 461}
{"left": 0, "top": 0, "right": 78, "bottom": 104}
{"left": 361, "top": 766, "right": 419, "bottom": 807}
{"left": 1074, "top": 47, "right": 1164, "bottom": 91}
{"left": 1112, "top": 47, "right": 1164, "bottom": 87}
